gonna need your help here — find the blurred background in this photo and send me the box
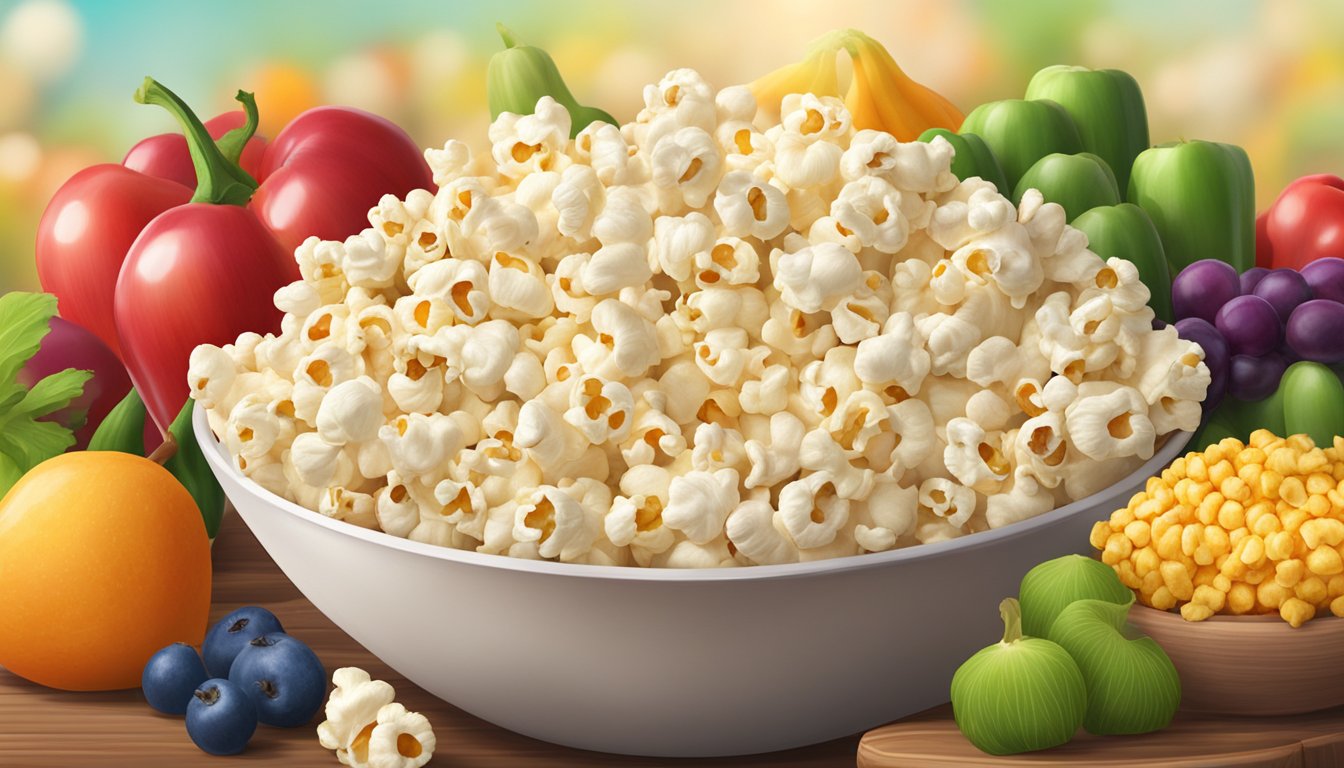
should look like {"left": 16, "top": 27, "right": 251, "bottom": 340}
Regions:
{"left": 1, "top": 0, "right": 1342, "bottom": 292}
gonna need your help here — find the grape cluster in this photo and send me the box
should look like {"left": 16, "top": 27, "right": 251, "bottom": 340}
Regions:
{"left": 1173, "top": 257, "right": 1344, "bottom": 406}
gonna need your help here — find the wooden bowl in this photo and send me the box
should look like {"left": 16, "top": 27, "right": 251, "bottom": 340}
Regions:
{"left": 1127, "top": 602, "right": 1344, "bottom": 716}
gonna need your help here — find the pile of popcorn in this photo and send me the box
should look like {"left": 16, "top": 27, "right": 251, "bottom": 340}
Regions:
{"left": 190, "top": 69, "right": 1211, "bottom": 567}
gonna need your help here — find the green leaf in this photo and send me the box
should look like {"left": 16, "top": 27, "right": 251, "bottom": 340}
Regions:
{"left": 0, "top": 292, "right": 89, "bottom": 497}
{"left": 165, "top": 400, "right": 225, "bottom": 538}
{"left": 0, "top": 292, "right": 58, "bottom": 386}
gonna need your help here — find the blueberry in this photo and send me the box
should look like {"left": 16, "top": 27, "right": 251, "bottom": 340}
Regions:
{"left": 228, "top": 633, "right": 326, "bottom": 728}
{"left": 185, "top": 679, "right": 258, "bottom": 756}
{"left": 141, "top": 643, "right": 210, "bottom": 715}
{"left": 203, "top": 606, "right": 284, "bottom": 678}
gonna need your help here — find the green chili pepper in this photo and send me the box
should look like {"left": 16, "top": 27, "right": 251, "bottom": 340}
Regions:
{"left": 164, "top": 400, "right": 225, "bottom": 539}
{"left": 1024, "top": 66, "right": 1149, "bottom": 194}
{"left": 1072, "top": 203, "right": 1172, "bottom": 322}
{"left": 958, "top": 99, "right": 1083, "bottom": 191}
{"left": 917, "top": 127, "right": 1009, "bottom": 194}
{"left": 1281, "top": 361, "right": 1344, "bottom": 447}
{"left": 1128, "top": 140, "right": 1256, "bottom": 274}
{"left": 1013, "top": 152, "right": 1120, "bottom": 217}
{"left": 487, "top": 23, "right": 617, "bottom": 138}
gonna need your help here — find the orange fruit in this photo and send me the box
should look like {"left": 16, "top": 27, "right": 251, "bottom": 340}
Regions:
{"left": 0, "top": 451, "right": 212, "bottom": 690}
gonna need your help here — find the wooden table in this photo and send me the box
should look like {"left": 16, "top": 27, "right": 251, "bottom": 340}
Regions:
{"left": 0, "top": 517, "right": 859, "bottom": 767}
{"left": 858, "top": 704, "right": 1344, "bottom": 767}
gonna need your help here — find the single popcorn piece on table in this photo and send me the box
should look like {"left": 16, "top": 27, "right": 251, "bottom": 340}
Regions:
{"left": 317, "top": 667, "right": 434, "bottom": 768}
{"left": 194, "top": 65, "right": 1209, "bottom": 568}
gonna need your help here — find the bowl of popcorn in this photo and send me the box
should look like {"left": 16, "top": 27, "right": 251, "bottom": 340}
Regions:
{"left": 192, "top": 69, "right": 1205, "bottom": 757}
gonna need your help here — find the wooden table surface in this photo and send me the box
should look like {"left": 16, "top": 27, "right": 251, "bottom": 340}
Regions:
{"left": 0, "top": 515, "right": 859, "bottom": 767}
{"left": 858, "top": 704, "right": 1344, "bottom": 768}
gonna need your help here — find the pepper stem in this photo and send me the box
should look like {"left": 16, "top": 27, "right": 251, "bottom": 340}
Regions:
{"left": 134, "top": 77, "right": 259, "bottom": 206}
{"left": 496, "top": 22, "right": 520, "bottom": 49}
{"left": 147, "top": 432, "right": 179, "bottom": 466}
{"left": 999, "top": 597, "right": 1023, "bottom": 644}
{"left": 214, "top": 90, "right": 259, "bottom": 166}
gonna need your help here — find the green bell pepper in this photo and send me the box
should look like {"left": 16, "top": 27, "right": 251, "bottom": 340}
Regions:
{"left": 917, "top": 128, "right": 1010, "bottom": 194}
{"left": 958, "top": 99, "right": 1083, "bottom": 192}
{"left": 1024, "top": 65, "right": 1149, "bottom": 194}
{"left": 1072, "top": 203, "right": 1172, "bottom": 322}
{"left": 1013, "top": 152, "right": 1120, "bottom": 217}
{"left": 488, "top": 23, "right": 617, "bottom": 138}
{"left": 1128, "top": 140, "right": 1256, "bottom": 274}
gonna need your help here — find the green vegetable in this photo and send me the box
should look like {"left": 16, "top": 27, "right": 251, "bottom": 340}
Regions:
{"left": 1281, "top": 361, "right": 1344, "bottom": 447}
{"left": 1047, "top": 598, "right": 1181, "bottom": 735}
{"left": 1019, "top": 554, "right": 1133, "bottom": 639}
{"left": 88, "top": 388, "right": 148, "bottom": 455}
{"left": 1128, "top": 140, "right": 1256, "bottom": 274}
{"left": 1072, "top": 203, "right": 1172, "bottom": 322}
{"left": 1012, "top": 152, "right": 1120, "bottom": 216}
{"left": 958, "top": 99, "right": 1083, "bottom": 191}
{"left": 488, "top": 23, "right": 617, "bottom": 138}
{"left": 916, "top": 128, "right": 1009, "bottom": 194}
{"left": 164, "top": 400, "right": 225, "bottom": 538}
{"left": 1024, "top": 65, "right": 1149, "bottom": 194}
{"left": 950, "top": 598, "right": 1087, "bottom": 756}
{"left": 0, "top": 293, "right": 90, "bottom": 498}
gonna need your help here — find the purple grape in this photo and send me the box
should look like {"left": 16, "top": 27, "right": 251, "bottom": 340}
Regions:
{"left": 1302, "top": 257, "right": 1344, "bottom": 304}
{"left": 1252, "top": 269, "right": 1314, "bottom": 323}
{"left": 1286, "top": 299, "right": 1344, "bottom": 364}
{"left": 1173, "top": 259, "right": 1241, "bottom": 323}
{"left": 1239, "top": 266, "right": 1271, "bottom": 296}
{"left": 1214, "top": 295, "right": 1282, "bottom": 358}
{"left": 1228, "top": 352, "right": 1288, "bottom": 401}
{"left": 1174, "top": 317, "right": 1229, "bottom": 410}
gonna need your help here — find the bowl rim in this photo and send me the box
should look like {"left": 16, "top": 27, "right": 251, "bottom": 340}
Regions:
{"left": 1128, "top": 601, "right": 1344, "bottom": 626}
{"left": 195, "top": 403, "right": 1192, "bottom": 583}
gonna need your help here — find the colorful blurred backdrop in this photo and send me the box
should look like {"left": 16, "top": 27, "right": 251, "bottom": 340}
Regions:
{"left": 2, "top": 0, "right": 1342, "bottom": 293}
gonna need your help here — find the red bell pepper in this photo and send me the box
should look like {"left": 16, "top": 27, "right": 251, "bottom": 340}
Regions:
{"left": 38, "top": 77, "right": 433, "bottom": 431}
{"left": 1259, "top": 174, "right": 1344, "bottom": 270}
{"left": 123, "top": 110, "right": 268, "bottom": 189}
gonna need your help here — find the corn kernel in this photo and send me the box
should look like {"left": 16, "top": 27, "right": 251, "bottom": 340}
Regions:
{"left": 1191, "top": 584, "right": 1227, "bottom": 611}
{"left": 1308, "top": 473, "right": 1336, "bottom": 496}
{"left": 1329, "top": 575, "right": 1344, "bottom": 599}
{"left": 1265, "top": 531, "right": 1296, "bottom": 562}
{"left": 1331, "top": 595, "right": 1344, "bottom": 618}
{"left": 1133, "top": 546, "right": 1160, "bottom": 577}
{"left": 1194, "top": 564, "right": 1217, "bottom": 587}
{"left": 1236, "top": 446, "right": 1267, "bottom": 468}
{"left": 1110, "top": 507, "right": 1136, "bottom": 531}
{"left": 1240, "top": 534, "right": 1266, "bottom": 566}
{"left": 1140, "top": 570, "right": 1162, "bottom": 597}
{"left": 1297, "top": 576, "right": 1329, "bottom": 605}
{"left": 1280, "top": 507, "right": 1309, "bottom": 533}
{"left": 1257, "top": 580, "right": 1292, "bottom": 609}
{"left": 1204, "top": 444, "right": 1226, "bottom": 464}
{"left": 1150, "top": 516, "right": 1172, "bottom": 543}
{"left": 1229, "top": 526, "right": 1250, "bottom": 546}
{"left": 1160, "top": 560, "right": 1195, "bottom": 601}
{"left": 1213, "top": 501, "right": 1243, "bottom": 531}
{"left": 1261, "top": 470, "right": 1284, "bottom": 499}
{"left": 1275, "top": 559, "right": 1305, "bottom": 588}
{"left": 1300, "top": 447, "right": 1330, "bottom": 474}
{"left": 1135, "top": 498, "right": 1163, "bottom": 521}
{"left": 1228, "top": 582, "right": 1256, "bottom": 613}
{"left": 1268, "top": 447, "right": 1300, "bottom": 476}
{"left": 1089, "top": 520, "right": 1111, "bottom": 550}
{"left": 1209, "top": 459, "right": 1235, "bottom": 487}
{"left": 1251, "top": 511, "right": 1281, "bottom": 537}
{"left": 1188, "top": 455, "right": 1209, "bottom": 482}
{"left": 1181, "top": 602, "right": 1215, "bottom": 622}
{"left": 1237, "top": 461, "right": 1262, "bottom": 487}
{"left": 1156, "top": 525, "right": 1183, "bottom": 560}
{"left": 1193, "top": 545, "right": 1214, "bottom": 566}
{"left": 1124, "top": 520, "right": 1151, "bottom": 548}
{"left": 1244, "top": 565, "right": 1270, "bottom": 585}
{"left": 1196, "top": 493, "right": 1223, "bottom": 525}
{"left": 1103, "top": 534, "right": 1132, "bottom": 565}
{"left": 1280, "top": 476, "right": 1308, "bottom": 508}
{"left": 1308, "top": 545, "right": 1344, "bottom": 576}
{"left": 1280, "top": 597, "right": 1316, "bottom": 628}
{"left": 1307, "top": 494, "right": 1331, "bottom": 519}
{"left": 1249, "top": 429, "right": 1276, "bottom": 449}
{"left": 1204, "top": 525, "right": 1231, "bottom": 557}
{"left": 1219, "top": 475, "right": 1251, "bottom": 503}
{"left": 1301, "top": 518, "right": 1344, "bottom": 549}
{"left": 1117, "top": 560, "right": 1140, "bottom": 589}
{"left": 1150, "top": 585, "right": 1177, "bottom": 611}
{"left": 1213, "top": 574, "right": 1232, "bottom": 593}
{"left": 1219, "top": 437, "right": 1246, "bottom": 455}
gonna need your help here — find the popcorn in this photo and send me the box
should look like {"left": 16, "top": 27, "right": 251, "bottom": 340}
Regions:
{"left": 197, "top": 67, "right": 1205, "bottom": 568}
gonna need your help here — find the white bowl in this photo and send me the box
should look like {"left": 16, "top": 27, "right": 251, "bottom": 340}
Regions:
{"left": 195, "top": 405, "right": 1190, "bottom": 757}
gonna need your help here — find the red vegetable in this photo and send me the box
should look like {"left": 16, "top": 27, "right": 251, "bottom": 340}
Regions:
{"left": 17, "top": 315, "right": 131, "bottom": 450}
{"left": 123, "top": 111, "right": 268, "bottom": 189}
{"left": 1261, "top": 174, "right": 1344, "bottom": 271}
{"left": 38, "top": 78, "right": 432, "bottom": 430}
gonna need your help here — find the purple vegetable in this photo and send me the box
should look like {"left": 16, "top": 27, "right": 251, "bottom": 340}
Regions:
{"left": 1252, "top": 269, "right": 1314, "bottom": 323}
{"left": 1286, "top": 299, "right": 1344, "bottom": 364}
{"left": 1215, "top": 295, "right": 1282, "bottom": 358}
{"left": 1228, "top": 352, "right": 1288, "bottom": 401}
{"left": 17, "top": 315, "right": 132, "bottom": 450}
{"left": 1173, "top": 259, "right": 1241, "bottom": 323}
{"left": 1239, "top": 266, "right": 1271, "bottom": 296}
{"left": 1302, "top": 257, "right": 1344, "bottom": 304}
{"left": 1175, "top": 317, "right": 1229, "bottom": 410}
